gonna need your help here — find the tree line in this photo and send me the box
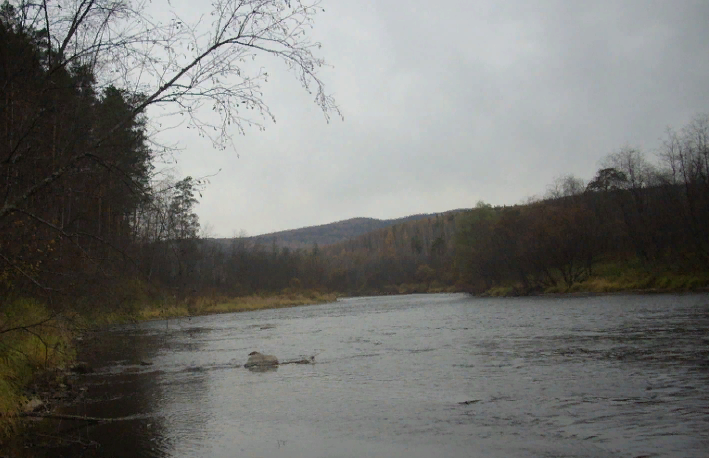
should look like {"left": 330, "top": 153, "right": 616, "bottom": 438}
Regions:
{"left": 134, "top": 211, "right": 460, "bottom": 298}
{"left": 193, "top": 113, "right": 708, "bottom": 297}
{"left": 0, "top": 0, "right": 337, "bottom": 314}
{"left": 456, "top": 114, "right": 709, "bottom": 293}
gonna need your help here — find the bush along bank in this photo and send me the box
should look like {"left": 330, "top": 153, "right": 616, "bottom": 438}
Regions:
{"left": 478, "top": 262, "right": 709, "bottom": 297}
{"left": 0, "top": 299, "right": 76, "bottom": 442}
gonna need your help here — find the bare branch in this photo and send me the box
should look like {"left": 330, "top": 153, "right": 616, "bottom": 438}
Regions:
{"left": 0, "top": 252, "right": 53, "bottom": 292}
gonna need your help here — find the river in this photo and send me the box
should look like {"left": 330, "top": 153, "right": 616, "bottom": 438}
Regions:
{"left": 40, "top": 293, "right": 709, "bottom": 457}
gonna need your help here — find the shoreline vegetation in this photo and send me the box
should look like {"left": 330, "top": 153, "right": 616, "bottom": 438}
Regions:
{"left": 90, "top": 290, "right": 339, "bottom": 325}
{"left": 478, "top": 263, "right": 709, "bottom": 297}
{"left": 346, "top": 262, "right": 709, "bottom": 298}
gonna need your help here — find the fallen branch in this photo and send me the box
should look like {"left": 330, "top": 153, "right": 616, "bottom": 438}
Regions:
{"left": 19, "top": 412, "right": 122, "bottom": 423}
{"left": 281, "top": 356, "right": 316, "bottom": 365}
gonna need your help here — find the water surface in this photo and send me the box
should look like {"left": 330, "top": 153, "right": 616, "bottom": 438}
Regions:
{"left": 48, "top": 293, "right": 709, "bottom": 457}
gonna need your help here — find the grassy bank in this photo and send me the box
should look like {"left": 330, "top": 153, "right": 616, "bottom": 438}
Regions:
{"left": 133, "top": 291, "right": 339, "bottom": 321}
{"left": 345, "top": 282, "right": 461, "bottom": 297}
{"left": 0, "top": 299, "right": 75, "bottom": 440}
{"left": 79, "top": 290, "right": 339, "bottom": 325}
{"left": 482, "top": 262, "right": 709, "bottom": 297}
{"left": 0, "top": 290, "right": 337, "bottom": 442}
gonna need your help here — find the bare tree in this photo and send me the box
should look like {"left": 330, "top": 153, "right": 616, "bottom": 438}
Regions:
{"left": 545, "top": 174, "right": 585, "bottom": 200}
{"left": 601, "top": 146, "right": 654, "bottom": 190}
{"left": 1, "top": 0, "right": 339, "bottom": 225}
{"left": 594, "top": 147, "right": 660, "bottom": 260}
{"left": 660, "top": 114, "right": 709, "bottom": 187}
{"left": 658, "top": 113, "right": 709, "bottom": 265}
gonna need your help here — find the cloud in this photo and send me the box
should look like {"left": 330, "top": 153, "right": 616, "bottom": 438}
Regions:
{"left": 156, "top": 0, "right": 709, "bottom": 236}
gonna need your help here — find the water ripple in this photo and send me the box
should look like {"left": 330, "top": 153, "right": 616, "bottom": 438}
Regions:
{"left": 46, "top": 293, "right": 709, "bottom": 458}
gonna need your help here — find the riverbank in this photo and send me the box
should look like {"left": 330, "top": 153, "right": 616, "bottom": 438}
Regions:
{"left": 480, "top": 265, "right": 709, "bottom": 297}
{"left": 86, "top": 290, "right": 339, "bottom": 325}
{"left": 0, "top": 299, "right": 74, "bottom": 442}
{"left": 0, "top": 291, "right": 337, "bottom": 445}
{"left": 343, "top": 259, "right": 709, "bottom": 298}
{"left": 344, "top": 265, "right": 709, "bottom": 298}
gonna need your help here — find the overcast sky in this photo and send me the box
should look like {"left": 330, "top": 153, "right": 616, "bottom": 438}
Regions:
{"left": 153, "top": 0, "right": 709, "bottom": 237}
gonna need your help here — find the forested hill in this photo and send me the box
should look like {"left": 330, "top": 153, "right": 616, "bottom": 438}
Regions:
{"left": 210, "top": 211, "right": 468, "bottom": 249}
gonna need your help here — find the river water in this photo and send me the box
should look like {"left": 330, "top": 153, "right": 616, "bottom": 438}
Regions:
{"left": 43, "top": 293, "right": 708, "bottom": 457}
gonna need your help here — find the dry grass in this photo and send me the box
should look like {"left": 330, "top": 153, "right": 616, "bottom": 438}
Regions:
{"left": 485, "top": 286, "right": 516, "bottom": 297}
{"left": 579, "top": 272, "right": 709, "bottom": 293}
{"left": 482, "top": 261, "right": 709, "bottom": 297}
{"left": 199, "top": 292, "right": 338, "bottom": 315}
{"left": 0, "top": 299, "right": 74, "bottom": 441}
{"left": 132, "top": 291, "right": 338, "bottom": 321}
{"left": 136, "top": 304, "right": 190, "bottom": 321}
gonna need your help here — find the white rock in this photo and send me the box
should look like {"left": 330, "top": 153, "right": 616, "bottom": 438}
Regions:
{"left": 244, "top": 351, "right": 279, "bottom": 367}
{"left": 24, "top": 398, "right": 44, "bottom": 413}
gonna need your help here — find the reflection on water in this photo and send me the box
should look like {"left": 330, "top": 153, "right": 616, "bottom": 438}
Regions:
{"left": 39, "top": 293, "right": 709, "bottom": 458}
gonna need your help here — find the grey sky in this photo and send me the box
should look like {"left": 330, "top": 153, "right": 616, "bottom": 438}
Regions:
{"left": 156, "top": 0, "right": 709, "bottom": 237}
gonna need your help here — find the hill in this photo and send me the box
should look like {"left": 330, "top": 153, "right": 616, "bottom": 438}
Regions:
{"left": 210, "top": 211, "right": 468, "bottom": 250}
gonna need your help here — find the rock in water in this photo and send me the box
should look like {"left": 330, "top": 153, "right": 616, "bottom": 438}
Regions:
{"left": 244, "top": 351, "right": 279, "bottom": 368}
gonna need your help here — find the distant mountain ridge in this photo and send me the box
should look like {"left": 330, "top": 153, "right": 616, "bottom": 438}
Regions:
{"left": 210, "top": 210, "right": 468, "bottom": 249}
